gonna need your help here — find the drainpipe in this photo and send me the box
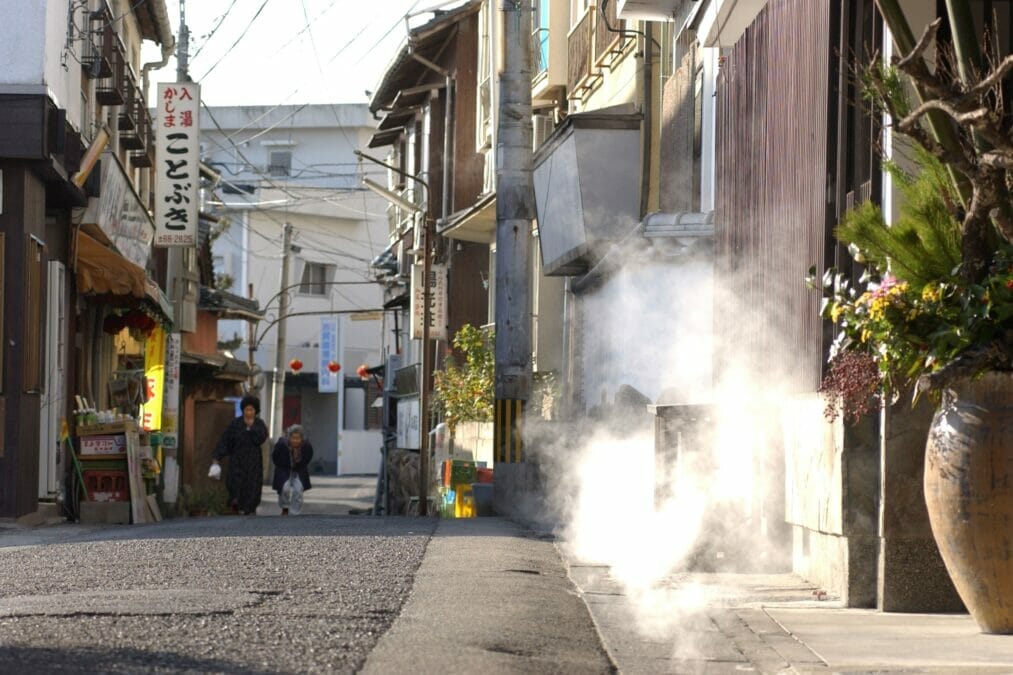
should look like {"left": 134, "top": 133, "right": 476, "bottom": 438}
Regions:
{"left": 408, "top": 51, "right": 453, "bottom": 221}
{"left": 640, "top": 22, "right": 654, "bottom": 217}
{"left": 142, "top": 0, "right": 176, "bottom": 93}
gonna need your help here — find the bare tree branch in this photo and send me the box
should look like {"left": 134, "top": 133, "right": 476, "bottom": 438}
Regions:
{"left": 967, "top": 54, "right": 1013, "bottom": 98}
{"left": 896, "top": 18, "right": 941, "bottom": 71}
{"left": 898, "top": 100, "right": 989, "bottom": 130}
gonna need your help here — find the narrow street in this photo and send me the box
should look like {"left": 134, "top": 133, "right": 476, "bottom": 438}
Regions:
{"left": 0, "top": 478, "right": 429, "bottom": 673}
{"left": 0, "top": 478, "right": 611, "bottom": 674}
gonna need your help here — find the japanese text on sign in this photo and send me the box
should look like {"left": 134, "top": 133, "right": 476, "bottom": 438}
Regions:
{"left": 319, "top": 317, "right": 341, "bottom": 393}
{"left": 154, "top": 83, "right": 200, "bottom": 247}
{"left": 142, "top": 326, "right": 166, "bottom": 431}
{"left": 410, "top": 263, "right": 448, "bottom": 341}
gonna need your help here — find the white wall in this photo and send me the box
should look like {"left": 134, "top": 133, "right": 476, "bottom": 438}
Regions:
{"left": 0, "top": 1, "right": 46, "bottom": 87}
{"left": 203, "top": 104, "right": 389, "bottom": 471}
{"left": 0, "top": 0, "right": 86, "bottom": 132}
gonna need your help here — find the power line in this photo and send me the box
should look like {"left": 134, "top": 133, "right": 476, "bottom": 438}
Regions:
{"left": 198, "top": 0, "right": 273, "bottom": 80}
{"left": 232, "top": 103, "right": 310, "bottom": 145}
{"left": 191, "top": 0, "right": 240, "bottom": 61}
{"left": 353, "top": 0, "right": 423, "bottom": 65}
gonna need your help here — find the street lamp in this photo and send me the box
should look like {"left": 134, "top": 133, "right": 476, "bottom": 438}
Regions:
{"left": 362, "top": 178, "right": 423, "bottom": 214}
{"left": 354, "top": 149, "right": 434, "bottom": 516}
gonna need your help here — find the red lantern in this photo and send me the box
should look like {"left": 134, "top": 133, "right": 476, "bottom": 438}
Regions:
{"left": 327, "top": 361, "right": 341, "bottom": 374}
{"left": 289, "top": 358, "right": 303, "bottom": 372}
{"left": 356, "top": 364, "right": 369, "bottom": 379}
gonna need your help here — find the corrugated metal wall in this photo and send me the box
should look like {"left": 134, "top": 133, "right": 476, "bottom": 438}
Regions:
{"left": 714, "top": 0, "right": 836, "bottom": 394}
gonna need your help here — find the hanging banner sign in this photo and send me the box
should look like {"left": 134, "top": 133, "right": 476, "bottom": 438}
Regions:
{"left": 154, "top": 82, "right": 200, "bottom": 247}
{"left": 160, "top": 332, "right": 181, "bottom": 448}
{"left": 319, "top": 317, "right": 341, "bottom": 393}
{"left": 141, "top": 325, "right": 166, "bottom": 431}
{"left": 410, "top": 263, "right": 448, "bottom": 341}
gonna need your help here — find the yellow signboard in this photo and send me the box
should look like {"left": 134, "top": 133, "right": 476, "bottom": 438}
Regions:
{"left": 141, "top": 325, "right": 166, "bottom": 431}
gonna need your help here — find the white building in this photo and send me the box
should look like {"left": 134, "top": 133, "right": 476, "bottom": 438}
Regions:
{"left": 200, "top": 104, "right": 389, "bottom": 475}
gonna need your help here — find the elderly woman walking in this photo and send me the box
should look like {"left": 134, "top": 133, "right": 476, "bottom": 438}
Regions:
{"left": 211, "top": 395, "right": 269, "bottom": 515}
{"left": 272, "top": 424, "right": 314, "bottom": 515}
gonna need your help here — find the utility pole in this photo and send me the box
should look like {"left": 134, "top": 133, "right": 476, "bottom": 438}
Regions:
{"left": 176, "top": 0, "right": 189, "bottom": 81}
{"left": 494, "top": 1, "right": 534, "bottom": 476}
{"left": 418, "top": 211, "right": 433, "bottom": 516}
{"left": 271, "top": 223, "right": 294, "bottom": 440}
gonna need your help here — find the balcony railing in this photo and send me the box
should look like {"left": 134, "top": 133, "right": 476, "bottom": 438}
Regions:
{"left": 594, "top": 0, "right": 626, "bottom": 69}
{"left": 567, "top": 8, "right": 593, "bottom": 95}
{"left": 129, "top": 108, "right": 153, "bottom": 168}
{"left": 81, "top": 17, "right": 113, "bottom": 80}
{"left": 567, "top": 4, "right": 635, "bottom": 101}
{"left": 118, "top": 75, "right": 138, "bottom": 133}
{"left": 95, "top": 37, "right": 126, "bottom": 106}
{"left": 532, "top": 27, "right": 550, "bottom": 78}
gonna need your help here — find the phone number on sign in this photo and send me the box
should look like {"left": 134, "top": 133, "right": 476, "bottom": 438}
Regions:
{"left": 156, "top": 234, "right": 195, "bottom": 245}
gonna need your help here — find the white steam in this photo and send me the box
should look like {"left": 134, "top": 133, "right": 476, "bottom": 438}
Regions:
{"left": 530, "top": 247, "right": 795, "bottom": 646}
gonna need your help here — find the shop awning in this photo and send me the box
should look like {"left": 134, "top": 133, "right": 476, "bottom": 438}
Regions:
{"left": 438, "top": 193, "right": 496, "bottom": 243}
{"left": 75, "top": 229, "right": 147, "bottom": 297}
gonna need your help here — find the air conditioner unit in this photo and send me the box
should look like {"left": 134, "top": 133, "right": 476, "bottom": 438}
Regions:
{"left": 533, "top": 114, "right": 556, "bottom": 151}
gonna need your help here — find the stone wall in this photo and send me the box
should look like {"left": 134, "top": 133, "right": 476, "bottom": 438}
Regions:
{"left": 783, "top": 395, "right": 879, "bottom": 607}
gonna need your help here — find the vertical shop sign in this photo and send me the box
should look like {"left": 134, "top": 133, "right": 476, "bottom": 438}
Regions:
{"left": 318, "top": 317, "right": 340, "bottom": 393}
{"left": 154, "top": 82, "right": 200, "bottom": 247}
{"left": 410, "top": 263, "right": 448, "bottom": 341}
{"left": 141, "top": 326, "right": 166, "bottom": 431}
{"left": 161, "top": 332, "right": 181, "bottom": 448}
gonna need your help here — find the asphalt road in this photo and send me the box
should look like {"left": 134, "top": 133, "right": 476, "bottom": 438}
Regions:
{"left": 0, "top": 515, "right": 434, "bottom": 673}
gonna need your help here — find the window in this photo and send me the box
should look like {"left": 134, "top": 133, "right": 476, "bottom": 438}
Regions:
{"left": 299, "top": 262, "right": 333, "bottom": 295}
{"left": 533, "top": 0, "right": 550, "bottom": 76}
{"left": 268, "top": 151, "right": 291, "bottom": 177}
{"left": 476, "top": 1, "right": 493, "bottom": 151}
{"left": 23, "top": 237, "right": 44, "bottom": 393}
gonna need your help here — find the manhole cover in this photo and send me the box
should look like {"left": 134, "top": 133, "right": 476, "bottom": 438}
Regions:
{"left": 0, "top": 589, "right": 268, "bottom": 617}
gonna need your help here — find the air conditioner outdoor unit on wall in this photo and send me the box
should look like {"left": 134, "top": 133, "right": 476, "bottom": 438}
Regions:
{"left": 533, "top": 114, "right": 556, "bottom": 151}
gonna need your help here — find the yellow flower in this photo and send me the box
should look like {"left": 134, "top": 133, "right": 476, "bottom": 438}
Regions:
{"left": 861, "top": 329, "right": 871, "bottom": 343}
{"left": 830, "top": 304, "right": 844, "bottom": 322}
{"left": 921, "top": 284, "right": 940, "bottom": 302}
{"left": 869, "top": 297, "right": 889, "bottom": 320}
{"left": 857, "top": 292, "right": 871, "bottom": 306}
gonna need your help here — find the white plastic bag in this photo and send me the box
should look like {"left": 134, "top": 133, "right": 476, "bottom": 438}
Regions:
{"left": 281, "top": 474, "right": 304, "bottom": 515}
{"left": 208, "top": 462, "right": 222, "bottom": 480}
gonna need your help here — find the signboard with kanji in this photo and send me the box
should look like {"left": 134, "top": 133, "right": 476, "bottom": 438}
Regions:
{"left": 154, "top": 82, "right": 200, "bottom": 247}
{"left": 318, "top": 317, "right": 341, "bottom": 393}
{"left": 410, "top": 263, "right": 448, "bottom": 341}
{"left": 161, "top": 332, "right": 181, "bottom": 448}
{"left": 141, "top": 326, "right": 166, "bottom": 431}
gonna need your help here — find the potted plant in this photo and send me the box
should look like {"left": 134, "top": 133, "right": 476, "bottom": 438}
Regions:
{"left": 433, "top": 324, "right": 495, "bottom": 449}
{"left": 809, "top": 0, "right": 1013, "bottom": 633}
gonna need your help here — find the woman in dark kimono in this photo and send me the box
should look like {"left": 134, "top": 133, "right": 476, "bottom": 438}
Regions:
{"left": 211, "top": 395, "right": 268, "bottom": 515}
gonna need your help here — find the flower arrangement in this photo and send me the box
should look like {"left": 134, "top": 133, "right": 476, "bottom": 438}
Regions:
{"left": 809, "top": 3, "right": 1013, "bottom": 421}
{"left": 812, "top": 241, "right": 1012, "bottom": 421}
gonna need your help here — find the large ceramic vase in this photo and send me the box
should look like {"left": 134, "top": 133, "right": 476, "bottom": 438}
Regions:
{"left": 924, "top": 371, "right": 1013, "bottom": 634}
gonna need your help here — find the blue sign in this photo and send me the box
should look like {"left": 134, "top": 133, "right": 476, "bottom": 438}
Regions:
{"left": 319, "top": 317, "right": 340, "bottom": 393}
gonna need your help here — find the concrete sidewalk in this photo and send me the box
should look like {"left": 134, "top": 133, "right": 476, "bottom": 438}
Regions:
{"left": 361, "top": 517, "right": 615, "bottom": 673}
{"left": 565, "top": 558, "right": 1013, "bottom": 673}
